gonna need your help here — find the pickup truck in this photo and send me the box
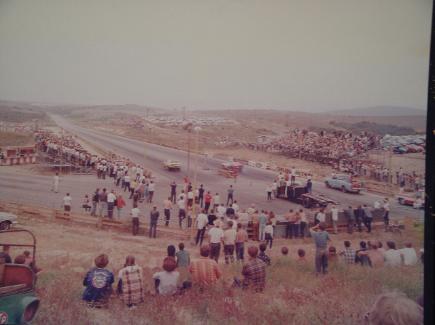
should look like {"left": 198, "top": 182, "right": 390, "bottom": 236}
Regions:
{"left": 163, "top": 160, "right": 181, "bottom": 171}
{"left": 324, "top": 174, "right": 362, "bottom": 194}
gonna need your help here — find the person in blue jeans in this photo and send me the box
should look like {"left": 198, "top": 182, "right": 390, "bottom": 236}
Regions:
{"left": 309, "top": 222, "right": 331, "bottom": 275}
{"left": 83, "top": 254, "right": 114, "bottom": 307}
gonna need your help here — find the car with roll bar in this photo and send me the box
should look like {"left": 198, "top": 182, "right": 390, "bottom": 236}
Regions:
{"left": 0, "top": 229, "right": 40, "bottom": 324}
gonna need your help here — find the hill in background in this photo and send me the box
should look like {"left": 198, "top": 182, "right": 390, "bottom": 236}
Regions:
{"left": 325, "top": 106, "right": 426, "bottom": 117}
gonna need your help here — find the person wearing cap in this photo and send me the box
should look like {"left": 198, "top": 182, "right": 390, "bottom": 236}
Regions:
{"left": 189, "top": 245, "right": 222, "bottom": 287}
{"left": 152, "top": 257, "right": 180, "bottom": 296}
{"left": 149, "top": 206, "right": 160, "bottom": 238}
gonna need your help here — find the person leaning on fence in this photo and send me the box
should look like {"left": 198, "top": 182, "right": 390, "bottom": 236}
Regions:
{"left": 82, "top": 254, "right": 114, "bottom": 308}
{"left": 309, "top": 222, "right": 330, "bottom": 275}
{"left": 117, "top": 255, "right": 144, "bottom": 308}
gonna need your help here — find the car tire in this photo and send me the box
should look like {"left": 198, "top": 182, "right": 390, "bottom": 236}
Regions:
{"left": 0, "top": 221, "right": 11, "bottom": 231}
{"left": 398, "top": 198, "right": 404, "bottom": 205}
{"left": 325, "top": 182, "right": 330, "bottom": 188}
{"left": 341, "top": 186, "right": 346, "bottom": 193}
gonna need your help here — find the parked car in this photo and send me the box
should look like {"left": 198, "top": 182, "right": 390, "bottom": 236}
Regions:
{"left": 0, "top": 212, "right": 18, "bottom": 231}
{"left": 0, "top": 229, "right": 40, "bottom": 324}
{"left": 324, "top": 174, "right": 362, "bottom": 194}
{"left": 396, "top": 194, "right": 424, "bottom": 209}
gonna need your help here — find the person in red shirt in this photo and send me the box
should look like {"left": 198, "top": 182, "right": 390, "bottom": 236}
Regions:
{"left": 204, "top": 191, "right": 213, "bottom": 213}
{"left": 116, "top": 194, "right": 126, "bottom": 219}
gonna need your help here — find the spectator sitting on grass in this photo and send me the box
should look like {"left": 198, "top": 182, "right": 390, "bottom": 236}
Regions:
{"left": 364, "top": 291, "right": 423, "bottom": 325}
{"left": 0, "top": 245, "right": 12, "bottom": 263}
{"left": 384, "top": 241, "right": 402, "bottom": 267}
{"left": 234, "top": 246, "right": 267, "bottom": 292}
{"left": 153, "top": 257, "right": 180, "bottom": 296}
{"left": 358, "top": 241, "right": 384, "bottom": 268}
{"left": 355, "top": 241, "right": 370, "bottom": 266}
{"left": 117, "top": 255, "right": 144, "bottom": 308}
{"left": 189, "top": 245, "right": 222, "bottom": 287}
{"left": 398, "top": 242, "right": 418, "bottom": 266}
{"left": 328, "top": 246, "right": 338, "bottom": 263}
{"left": 83, "top": 254, "right": 114, "bottom": 308}
{"left": 297, "top": 249, "right": 306, "bottom": 263}
{"left": 167, "top": 245, "right": 176, "bottom": 261}
{"left": 258, "top": 243, "right": 271, "bottom": 266}
{"left": 281, "top": 246, "right": 289, "bottom": 256}
{"left": 340, "top": 241, "right": 355, "bottom": 265}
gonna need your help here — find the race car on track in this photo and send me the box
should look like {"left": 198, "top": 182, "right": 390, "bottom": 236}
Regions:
{"left": 163, "top": 160, "right": 181, "bottom": 171}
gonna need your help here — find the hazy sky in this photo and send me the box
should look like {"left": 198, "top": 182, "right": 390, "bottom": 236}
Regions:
{"left": 0, "top": 0, "right": 432, "bottom": 111}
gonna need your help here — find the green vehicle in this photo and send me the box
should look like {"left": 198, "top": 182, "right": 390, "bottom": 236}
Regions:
{"left": 0, "top": 229, "right": 40, "bottom": 324}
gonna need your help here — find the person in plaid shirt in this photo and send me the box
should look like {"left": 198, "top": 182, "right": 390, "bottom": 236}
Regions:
{"left": 340, "top": 240, "right": 356, "bottom": 264}
{"left": 234, "top": 246, "right": 266, "bottom": 292}
{"left": 189, "top": 245, "right": 222, "bottom": 287}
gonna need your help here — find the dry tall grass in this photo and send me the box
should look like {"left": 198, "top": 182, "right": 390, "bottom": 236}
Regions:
{"left": 33, "top": 254, "right": 422, "bottom": 325}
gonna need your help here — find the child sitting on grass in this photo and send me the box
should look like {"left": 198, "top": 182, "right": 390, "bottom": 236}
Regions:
{"left": 297, "top": 249, "right": 307, "bottom": 263}
{"left": 258, "top": 243, "right": 271, "bottom": 266}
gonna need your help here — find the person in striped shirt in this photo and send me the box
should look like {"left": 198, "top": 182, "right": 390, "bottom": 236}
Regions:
{"left": 189, "top": 245, "right": 222, "bottom": 287}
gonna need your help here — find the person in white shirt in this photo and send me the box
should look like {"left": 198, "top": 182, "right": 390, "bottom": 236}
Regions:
{"left": 187, "top": 190, "right": 194, "bottom": 207}
{"left": 316, "top": 208, "right": 326, "bottom": 224}
{"left": 148, "top": 181, "right": 155, "bottom": 203}
{"left": 266, "top": 185, "right": 273, "bottom": 201}
{"left": 217, "top": 204, "right": 226, "bottom": 218}
{"left": 131, "top": 207, "right": 141, "bottom": 235}
{"left": 264, "top": 221, "right": 274, "bottom": 248}
{"left": 374, "top": 200, "right": 381, "bottom": 209}
{"left": 291, "top": 166, "right": 297, "bottom": 184}
{"left": 232, "top": 201, "right": 239, "bottom": 213}
{"left": 63, "top": 193, "right": 72, "bottom": 215}
{"left": 384, "top": 241, "right": 402, "bottom": 266}
{"left": 177, "top": 198, "right": 186, "bottom": 229}
{"left": 107, "top": 190, "right": 117, "bottom": 219}
{"left": 124, "top": 174, "right": 131, "bottom": 192}
{"left": 208, "top": 223, "right": 224, "bottom": 263}
{"left": 195, "top": 209, "right": 209, "bottom": 246}
{"left": 223, "top": 221, "right": 237, "bottom": 264}
{"left": 272, "top": 181, "right": 278, "bottom": 198}
{"left": 153, "top": 257, "right": 180, "bottom": 296}
{"left": 330, "top": 205, "right": 339, "bottom": 234}
{"left": 213, "top": 193, "right": 220, "bottom": 209}
{"left": 52, "top": 172, "right": 59, "bottom": 193}
{"left": 399, "top": 242, "right": 418, "bottom": 266}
